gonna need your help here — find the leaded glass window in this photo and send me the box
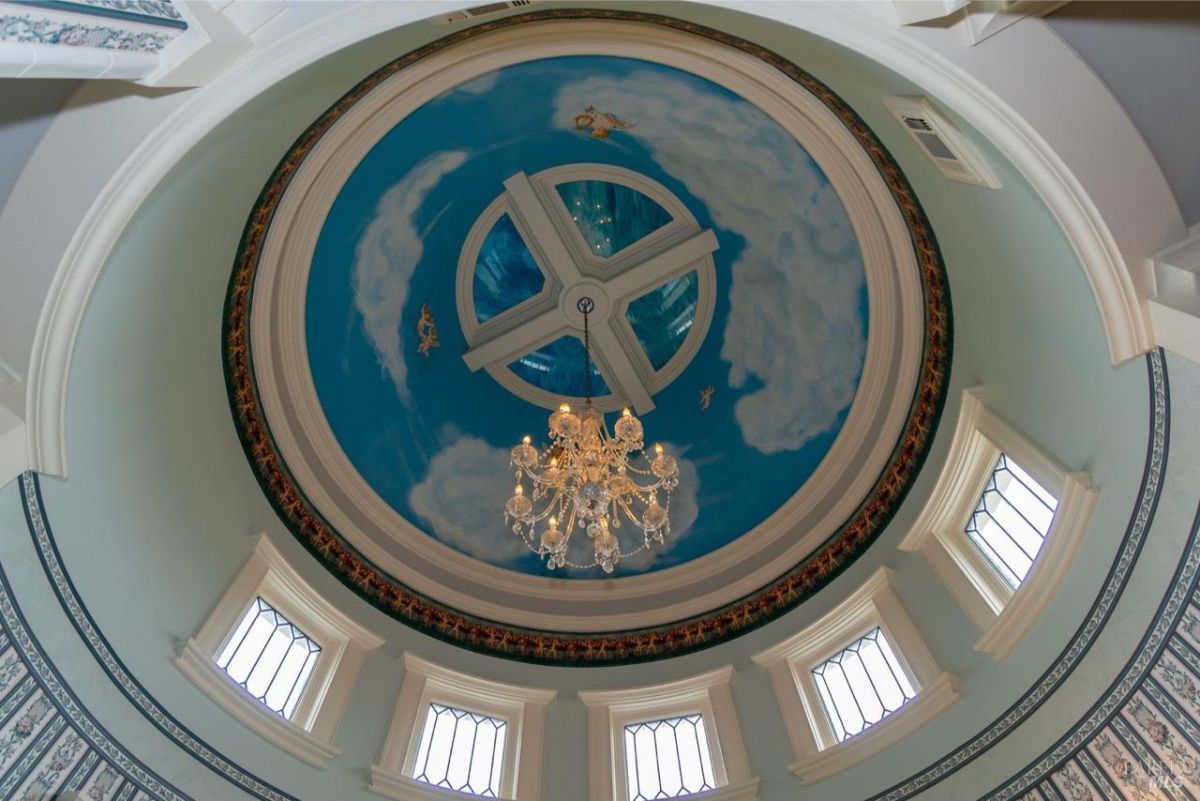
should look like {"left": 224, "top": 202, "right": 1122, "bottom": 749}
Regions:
{"left": 966, "top": 453, "right": 1058, "bottom": 590}
{"left": 812, "top": 627, "right": 917, "bottom": 742}
{"left": 216, "top": 597, "right": 321, "bottom": 720}
{"left": 412, "top": 703, "right": 507, "bottom": 797}
{"left": 623, "top": 714, "right": 717, "bottom": 800}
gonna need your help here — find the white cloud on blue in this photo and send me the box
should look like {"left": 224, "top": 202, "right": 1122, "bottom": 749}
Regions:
{"left": 352, "top": 150, "right": 469, "bottom": 403}
{"left": 552, "top": 73, "right": 866, "bottom": 453}
{"left": 410, "top": 433, "right": 700, "bottom": 570}
{"left": 453, "top": 71, "right": 500, "bottom": 96}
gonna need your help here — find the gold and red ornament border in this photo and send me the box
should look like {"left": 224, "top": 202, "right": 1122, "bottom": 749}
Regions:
{"left": 222, "top": 8, "right": 952, "bottom": 665}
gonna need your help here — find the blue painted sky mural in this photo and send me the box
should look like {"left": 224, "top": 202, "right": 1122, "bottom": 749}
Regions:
{"left": 306, "top": 56, "right": 868, "bottom": 576}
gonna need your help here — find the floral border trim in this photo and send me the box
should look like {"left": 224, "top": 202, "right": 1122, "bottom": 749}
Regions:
{"left": 222, "top": 7, "right": 954, "bottom": 667}
{"left": 0, "top": 11, "right": 172, "bottom": 53}
{"left": 869, "top": 350, "right": 1170, "bottom": 800}
{"left": 0, "top": 535, "right": 188, "bottom": 800}
{"left": 15, "top": 1, "right": 187, "bottom": 30}
{"left": 19, "top": 473, "right": 299, "bottom": 801}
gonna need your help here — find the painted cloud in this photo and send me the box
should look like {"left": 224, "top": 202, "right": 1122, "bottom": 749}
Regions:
{"left": 411, "top": 432, "right": 700, "bottom": 571}
{"left": 352, "top": 150, "right": 469, "bottom": 403}
{"left": 553, "top": 73, "right": 866, "bottom": 453}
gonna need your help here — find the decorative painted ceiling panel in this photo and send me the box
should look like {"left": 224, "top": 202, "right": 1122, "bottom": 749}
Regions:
{"left": 302, "top": 53, "right": 868, "bottom": 576}
{"left": 224, "top": 9, "right": 950, "bottom": 661}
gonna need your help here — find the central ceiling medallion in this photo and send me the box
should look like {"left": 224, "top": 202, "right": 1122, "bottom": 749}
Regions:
{"left": 506, "top": 297, "right": 681, "bottom": 573}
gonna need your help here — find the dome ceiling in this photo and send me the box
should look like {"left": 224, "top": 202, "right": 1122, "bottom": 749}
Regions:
{"left": 304, "top": 54, "right": 868, "bottom": 577}
{"left": 226, "top": 10, "right": 950, "bottom": 662}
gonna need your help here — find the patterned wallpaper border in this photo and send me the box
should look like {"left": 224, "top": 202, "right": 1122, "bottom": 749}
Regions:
{"left": 20, "top": 473, "right": 298, "bottom": 801}
{"left": 0, "top": 550, "right": 187, "bottom": 800}
{"left": 13, "top": 1, "right": 187, "bottom": 30}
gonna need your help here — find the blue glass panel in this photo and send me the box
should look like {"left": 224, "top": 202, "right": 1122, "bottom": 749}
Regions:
{"left": 625, "top": 271, "right": 699, "bottom": 371}
{"left": 556, "top": 180, "right": 673, "bottom": 259}
{"left": 508, "top": 336, "right": 611, "bottom": 397}
{"left": 473, "top": 213, "right": 545, "bottom": 323}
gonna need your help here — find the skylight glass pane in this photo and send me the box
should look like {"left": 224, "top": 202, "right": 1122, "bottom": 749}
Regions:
{"left": 412, "top": 703, "right": 507, "bottom": 798}
{"left": 622, "top": 714, "right": 716, "bottom": 800}
{"left": 216, "top": 597, "right": 321, "bottom": 720}
{"left": 507, "top": 335, "right": 611, "bottom": 397}
{"left": 556, "top": 180, "right": 673, "bottom": 259}
{"left": 625, "top": 271, "right": 699, "bottom": 371}
{"left": 812, "top": 627, "right": 916, "bottom": 742}
{"left": 966, "top": 453, "right": 1059, "bottom": 590}
{"left": 473, "top": 213, "right": 545, "bottom": 323}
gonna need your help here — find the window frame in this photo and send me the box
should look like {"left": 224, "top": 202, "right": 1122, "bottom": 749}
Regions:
{"left": 899, "top": 388, "right": 1098, "bottom": 660}
{"left": 370, "top": 653, "right": 556, "bottom": 801}
{"left": 176, "top": 534, "right": 383, "bottom": 767}
{"left": 752, "top": 568, "right": 958, "bottom": 783}
{"left": 578, "top": 666, "right": 758, "bottom": 801}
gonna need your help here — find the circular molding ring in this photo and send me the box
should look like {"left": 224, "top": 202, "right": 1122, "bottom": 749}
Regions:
{"left": 226, "top": 9, "right": 951, "bottom": 664}
{"left": 455, "top": 163, "right": 718, "bottom": 412}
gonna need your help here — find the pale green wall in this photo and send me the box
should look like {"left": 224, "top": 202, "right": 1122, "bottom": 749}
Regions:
{"left": 3, "top": 3, "right": 1195, "bottom": 800}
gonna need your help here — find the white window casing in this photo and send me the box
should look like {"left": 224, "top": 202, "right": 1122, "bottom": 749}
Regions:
{"left": 752, "top": 568, "right": 958, "bottom": 783}
{"left": 899, "top": 388, "right": 1098, "bottom": 660}
{"left": 175, "top": 534, "right": 383, "bottom": 766}
{"left": 371, "top": 652, "right": 556, "bottom": 801}
{"left": 578, "top": 666, "right": 758, "bottom": 801}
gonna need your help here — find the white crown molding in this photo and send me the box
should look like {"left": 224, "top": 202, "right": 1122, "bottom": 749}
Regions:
{"left": 246, "top": 18, "right": 925, "bottom": 631}
{"left": 372, "top": 652, "right": 555, "bottom": 801}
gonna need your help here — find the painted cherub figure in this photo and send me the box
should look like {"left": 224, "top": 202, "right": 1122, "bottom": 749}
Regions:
{"left": 574, "top": 105, "right": 636, "bottom": 139}
{"left": 699, "top": 385, "right": 715, "bottom": 411}
{"left": 416, "top": 303, "right": 440, "bottom": 357}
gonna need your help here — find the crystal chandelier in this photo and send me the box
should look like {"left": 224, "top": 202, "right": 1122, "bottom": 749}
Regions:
{"left": 505, "top": 297, "right": 681, "bottom": 573}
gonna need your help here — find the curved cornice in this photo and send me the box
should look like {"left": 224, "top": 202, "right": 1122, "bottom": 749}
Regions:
{"left": 225, "top": 9, "right": 951, "bottom": 663}
{"left": 18, "top": 2, "right": 1174, "bottom": 482}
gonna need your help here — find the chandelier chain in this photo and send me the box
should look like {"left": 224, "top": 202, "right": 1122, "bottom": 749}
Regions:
{"left": 578, "top": 296, "right": 594, "bottom": 405}
{"left": 503, "top": 294, "right": 680, "bottom": 574}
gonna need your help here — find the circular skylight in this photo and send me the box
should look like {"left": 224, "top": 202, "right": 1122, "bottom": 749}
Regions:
{"left": 457, "top": 165, "right": 717, "bottom": 412}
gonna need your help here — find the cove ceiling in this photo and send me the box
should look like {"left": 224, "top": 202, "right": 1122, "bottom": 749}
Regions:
{"left": 230, "top": 10, "right": 949, "bottom": 662}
